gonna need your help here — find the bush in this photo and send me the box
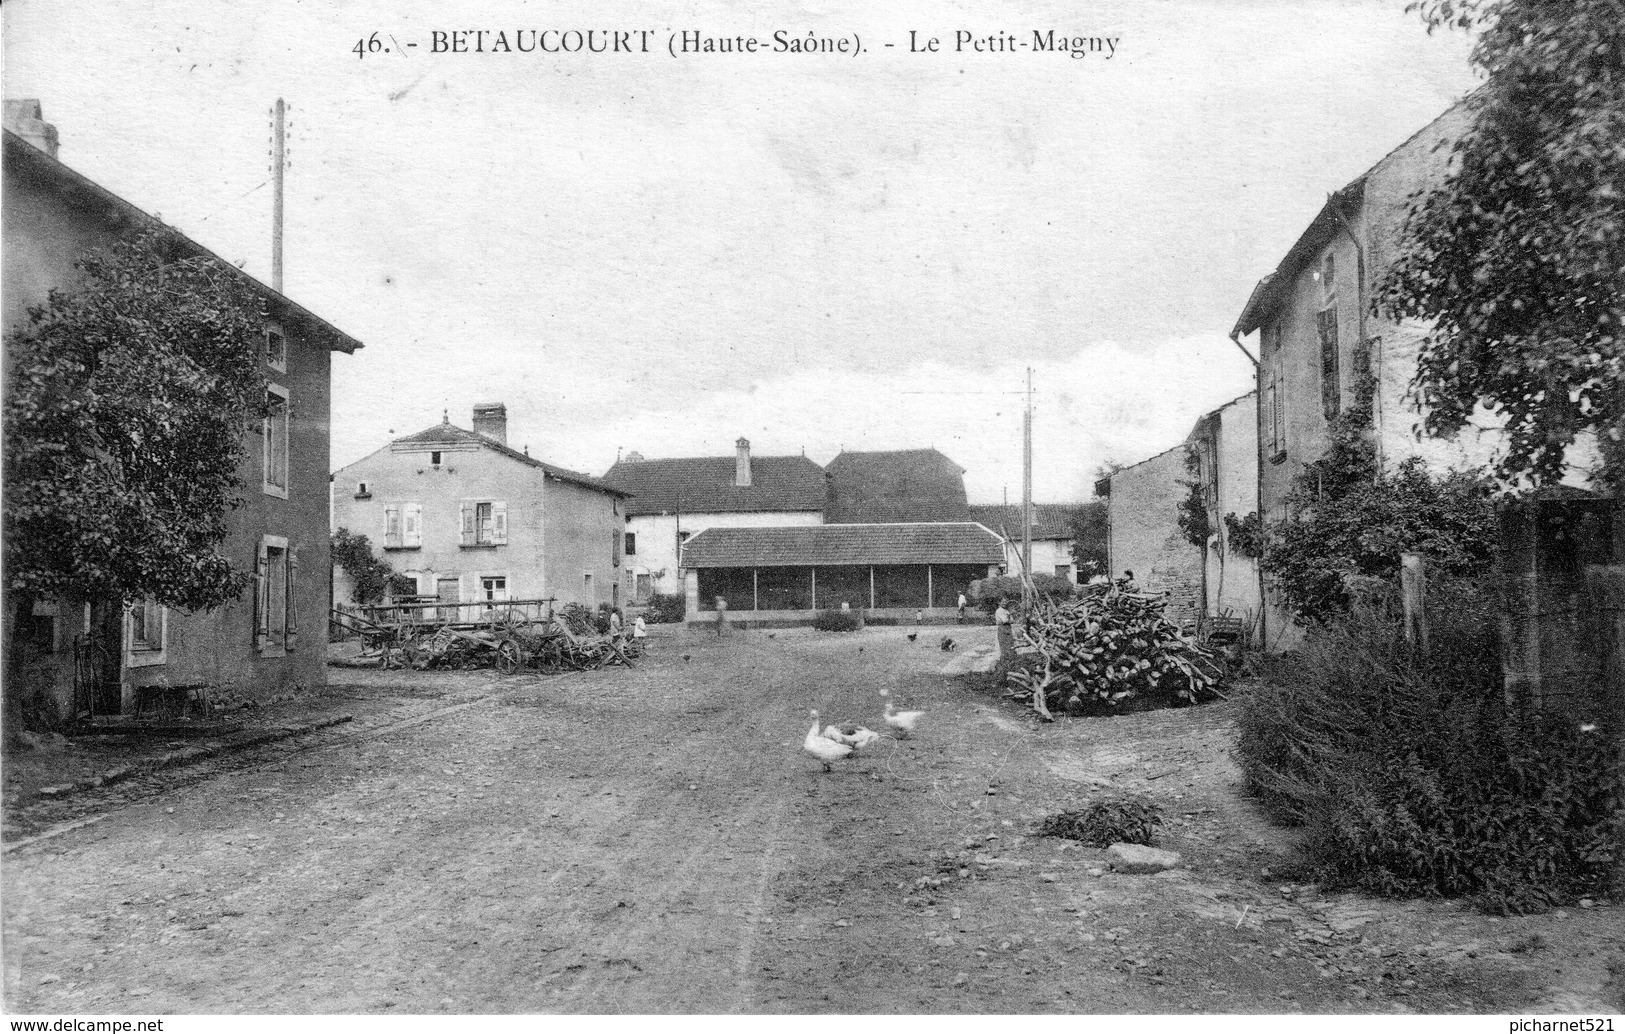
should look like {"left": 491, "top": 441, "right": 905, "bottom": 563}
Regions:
{"left": 1040, "top": 796, "right": 1163, "bottom": 847}
{"left": 1236, "top": 579, "right": 1624, "bottom": 913}
{"left": 1005, "top": 586, "right": 1222, "bottom": 715}
{"left": 645, "top": 593, "right": 685, "bottom": 624}
{"left": 811, "top": 609, "right": 862, "bottom": 632}
{"left": 971, "top": 574, "right": 1075, "bottom": 616}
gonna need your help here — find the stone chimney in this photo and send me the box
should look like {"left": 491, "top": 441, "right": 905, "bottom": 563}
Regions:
{"left": 735, "top": 437, "right": 752, "bottom": 488}
{"left": 472, "top": 402, "right": 508, "bottom": 445}
{"left": 3, "top": 100, "right": 60, "bottom": 159}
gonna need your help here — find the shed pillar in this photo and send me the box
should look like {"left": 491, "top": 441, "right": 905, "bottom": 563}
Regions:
{"left": 684, "top": 569, "right": 700, "bottom": 622}
{"left": 753, "top": 568, "right": 759, "bottom": 613}
{"left": 810, "top": 567, "right": 817, "bottom": 610}
{"left": 927, "top": 565, "right": 934, "bottom": 609}
{"left": 869, "top": 566, "right": 876, "bottom": 609}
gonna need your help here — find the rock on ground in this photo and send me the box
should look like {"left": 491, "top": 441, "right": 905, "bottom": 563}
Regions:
{"left": 1106, "top": 843, "right": 1182, "bottom": 874}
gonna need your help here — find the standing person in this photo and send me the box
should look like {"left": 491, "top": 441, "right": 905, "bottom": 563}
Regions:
{"left": 609, "top": 607, "right": 623, "bottom": 638}
{"left": 631, "top": 612, "right": 648, "bottom": 657}
{"left": 994, "top": 599, "right": 1014, "bottom": 661}
{"left": 714, "top": 596, "right": 729, "bottom": 638}
{"left": 957, "top": 592, "right": 968, "bottom": 624}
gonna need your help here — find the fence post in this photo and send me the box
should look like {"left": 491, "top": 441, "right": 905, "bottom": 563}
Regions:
{"left": 1400, "top": 552, "right": 1429, "bottom": 660}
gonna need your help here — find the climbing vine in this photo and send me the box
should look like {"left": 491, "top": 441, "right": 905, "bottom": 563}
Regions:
{"left": 331, "top": 528, "right": 414, "bottom": 605}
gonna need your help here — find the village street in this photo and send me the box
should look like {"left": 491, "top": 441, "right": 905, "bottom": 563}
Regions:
{"left": 4, "top": 625, "right": 1622, "bottom": 1015}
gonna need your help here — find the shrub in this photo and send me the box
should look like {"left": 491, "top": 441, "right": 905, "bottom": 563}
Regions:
{"left": 811, "top": 609, "right": 862, "bottom": 632}
{"left": 1236, "top": 579, "right": 1624, "bottom": 913}
{"left": 331, "top": 529, "right": 415, "bottom": 605}
{"left": 645, "top": 593, "right": 685, "bottom": 624}
{"left": 1040, "top": 797, "right": 1163, "bottom": 847}
{"left": 972, "top": 574, "right": 1075, "bottom": 616}
{"left": 1005, "top": 586, "right": 1222, "bottom": 715}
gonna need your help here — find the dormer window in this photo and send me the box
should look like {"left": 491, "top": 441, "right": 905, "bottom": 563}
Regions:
{"left": 265, "top": 325, "right": 287, "bottom": 373}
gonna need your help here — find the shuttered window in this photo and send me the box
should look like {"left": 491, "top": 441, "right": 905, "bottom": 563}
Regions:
{"left": 253, "top": 536, "right": 297, "bottom": 655}
{"left": 461, "top": 500, "right": 507, "bottom": 546}
{"left": 403, "top": 503, "right": 422, "bottom": 547}
{"left": 262, "top": 385, "right": 290, "bottom": 498}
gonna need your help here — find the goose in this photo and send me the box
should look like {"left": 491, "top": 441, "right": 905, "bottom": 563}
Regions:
{"left": 803, "top": 710, "right": 853, "bottom": 772}
{"left": 881, "top": 689, "right": 924, "bottom": 738}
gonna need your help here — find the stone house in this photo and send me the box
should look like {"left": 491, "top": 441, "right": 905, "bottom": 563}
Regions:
{"left": 965, "top": 503, "right": 1082, "bottom": 583}
{"left": 1094, "top": 447, "right": 1205, "bottom": 623}
{"left": 1231, "top": 101, "right": 1522, "bottom": 647}
{"left": 601, "top": 438, "right": 828, "bottom": 604}
{"left": 3, "top": 106, "right": 361, "bottom": 719}
{"left": 331, "top": 404, "right": 631, "bottom": 614}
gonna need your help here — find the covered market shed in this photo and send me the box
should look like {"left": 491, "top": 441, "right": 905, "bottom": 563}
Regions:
{"left": 679, "top": 522, "right": 1003, "bottom": 625}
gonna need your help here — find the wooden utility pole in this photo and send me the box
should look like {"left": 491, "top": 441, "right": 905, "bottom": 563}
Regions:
{"left": 1022, "top": 367, "right": 1034, "bottom": 614}
{"left": 271, "top": 98, "right": 285, "bottom": 292}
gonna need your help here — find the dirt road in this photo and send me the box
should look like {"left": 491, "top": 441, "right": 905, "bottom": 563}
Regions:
{"left": 4, "top": 625, "right": 1621, "bottom": 1014}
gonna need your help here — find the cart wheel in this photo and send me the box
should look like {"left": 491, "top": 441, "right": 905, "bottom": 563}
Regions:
{"left": 496, "top": 639, "right": 522, "bottom": 675}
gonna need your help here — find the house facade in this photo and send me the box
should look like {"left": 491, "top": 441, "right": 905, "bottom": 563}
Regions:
{"left": 1186, "top": 393, "right": 1262, "bottom": 630}
{"left": 3, "top": 108, "right": 360, "bottom": 719}
{"left": 601, "top": 438, "right": 828, "bottom": 604}
{"left": 331, "top": 404, "right": 630, "bottom": 614}
{"left": 1095, "top": 446, "right": 1206, "bottom": 623}
{"left": 966, "top": 504, "right": 1081, "bottom": 584}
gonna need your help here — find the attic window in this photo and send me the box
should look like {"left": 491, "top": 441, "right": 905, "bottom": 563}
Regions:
{"left": 431, "top": 451, "right": 442, "bottom": 466}
{"left": 265, "top": 326, "right": 286, "bottom": 372}
{"left": 355, "top": 481, "right": 371, "bottom": 499}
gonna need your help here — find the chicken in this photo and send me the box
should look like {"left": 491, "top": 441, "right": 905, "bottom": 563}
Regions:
{"left": 803, "top": 710, "right": 853, "bottom": 772}
{"left": 939, "top": 636, "right": 957, "bottom": 652}
{"left": 880, "top": 688, "right": 924, "bottom": 738}
{"left": 906, "top": 632, "right": 918, "bottom": 642}
{"left": 821, "top": 724, "right": 860, "bottom": 746}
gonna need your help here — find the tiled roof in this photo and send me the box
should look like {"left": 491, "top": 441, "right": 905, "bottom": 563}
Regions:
{"left": 602, "top": 455, "right": 827, "bottom": 516}
{"left": 2, "top": 130, "right": 362, "bottom": 354}
{"left": 966, "top": 504, "right": 1077, "bottom": 542}
{"left": 680, "top": 522, "right": 1003, "bottom": 568}
{"left": 824, "top": 448, "right": 970, "bottom": 523}
{"left": 391, "top": 422, "right": 629, "bottom": 496}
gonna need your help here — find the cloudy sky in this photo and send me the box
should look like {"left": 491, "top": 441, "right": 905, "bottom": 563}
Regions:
{"left": 4, "top": 0, "right": 1478, "bottom": 502}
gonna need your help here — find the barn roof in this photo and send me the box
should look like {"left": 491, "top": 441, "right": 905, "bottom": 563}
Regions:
{"left": 680, "top": 522, "right": 1003, "bottom": 568}
{"left": 602, "top": 454, "right": 827, "bottom": 515}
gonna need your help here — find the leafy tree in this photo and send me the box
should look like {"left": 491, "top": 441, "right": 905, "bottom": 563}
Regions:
{"left": 1380, "top": 0, "right": 1625, "bottom": 491}
{"left": 4, "top": 229, "right": 265, "bottom": 718}
{"left": 331, "top": 529, "right": 414, "bottom": 605}
{"left": 1067, "top": 500, "right": 1108, "bottom": 577}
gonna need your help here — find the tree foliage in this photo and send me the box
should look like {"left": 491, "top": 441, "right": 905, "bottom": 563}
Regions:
{"left": 1380, "top": 0, "right": 1625, "bottom": 491}
{"left": 3, "top": 230, "right": 265, "bottom": 612}
{"left": 1260, "top": 400, "right": 1499, "bottom": 624}
{"left": 1067, "top": 500, "right": 1108, "bottom": 577}
{"left": 331, "top": 529, "right": 413, "bottom": 605}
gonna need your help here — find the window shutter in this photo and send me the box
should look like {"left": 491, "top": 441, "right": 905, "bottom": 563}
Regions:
{"left": 384, "top": 505, "right": 401, "bottom": 548}
{"left": 254, "top": 541, "right": 271, "bottom": 651}
{"left": 285, "top": 545, "right": 299, "bottom": 652}
{"left": 460, "top": 502, "right": 475, "bottom": 546}
{"left": 1274, "top": 368, "right": 1287, "bottom": 453}
{"left": 404, "top": 503, "right": 422, "bottom": 547}
{"left": 612, "top": 528, "right": 621, "bottom": 567}
{"left": 491, "top": 501, "right": 508, "bottom": 545}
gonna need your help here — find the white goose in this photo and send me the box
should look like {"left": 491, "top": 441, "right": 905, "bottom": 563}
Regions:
{"left": 803, "top": 710, "right": 853, "bottom": 772}
{"left": 881, "top": 689, "right": 924, "bottom": 738}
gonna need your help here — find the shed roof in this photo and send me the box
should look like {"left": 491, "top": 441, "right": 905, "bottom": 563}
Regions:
{"left": 602, "top": 454, "right": 827, "bottom": 515}
{"left": 3, "top": 129, "right": 362, "bottom": 354}
{"left": 680, "top": 522, "right": 1003, "bottom": 568}
{"left": 965, "top": 504, "right": 1076, "bottom": 541}
{"left": 389, "top": 421, "right": 629, "bottom": 496}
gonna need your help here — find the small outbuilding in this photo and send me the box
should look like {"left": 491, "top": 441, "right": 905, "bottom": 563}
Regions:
{"left": 678, "top": 522, "right": 1002, "bottom": 624}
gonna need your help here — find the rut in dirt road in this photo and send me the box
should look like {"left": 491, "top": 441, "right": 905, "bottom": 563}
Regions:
{"left": 2, "top": 628, "right": 986, "bottom": 1013}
